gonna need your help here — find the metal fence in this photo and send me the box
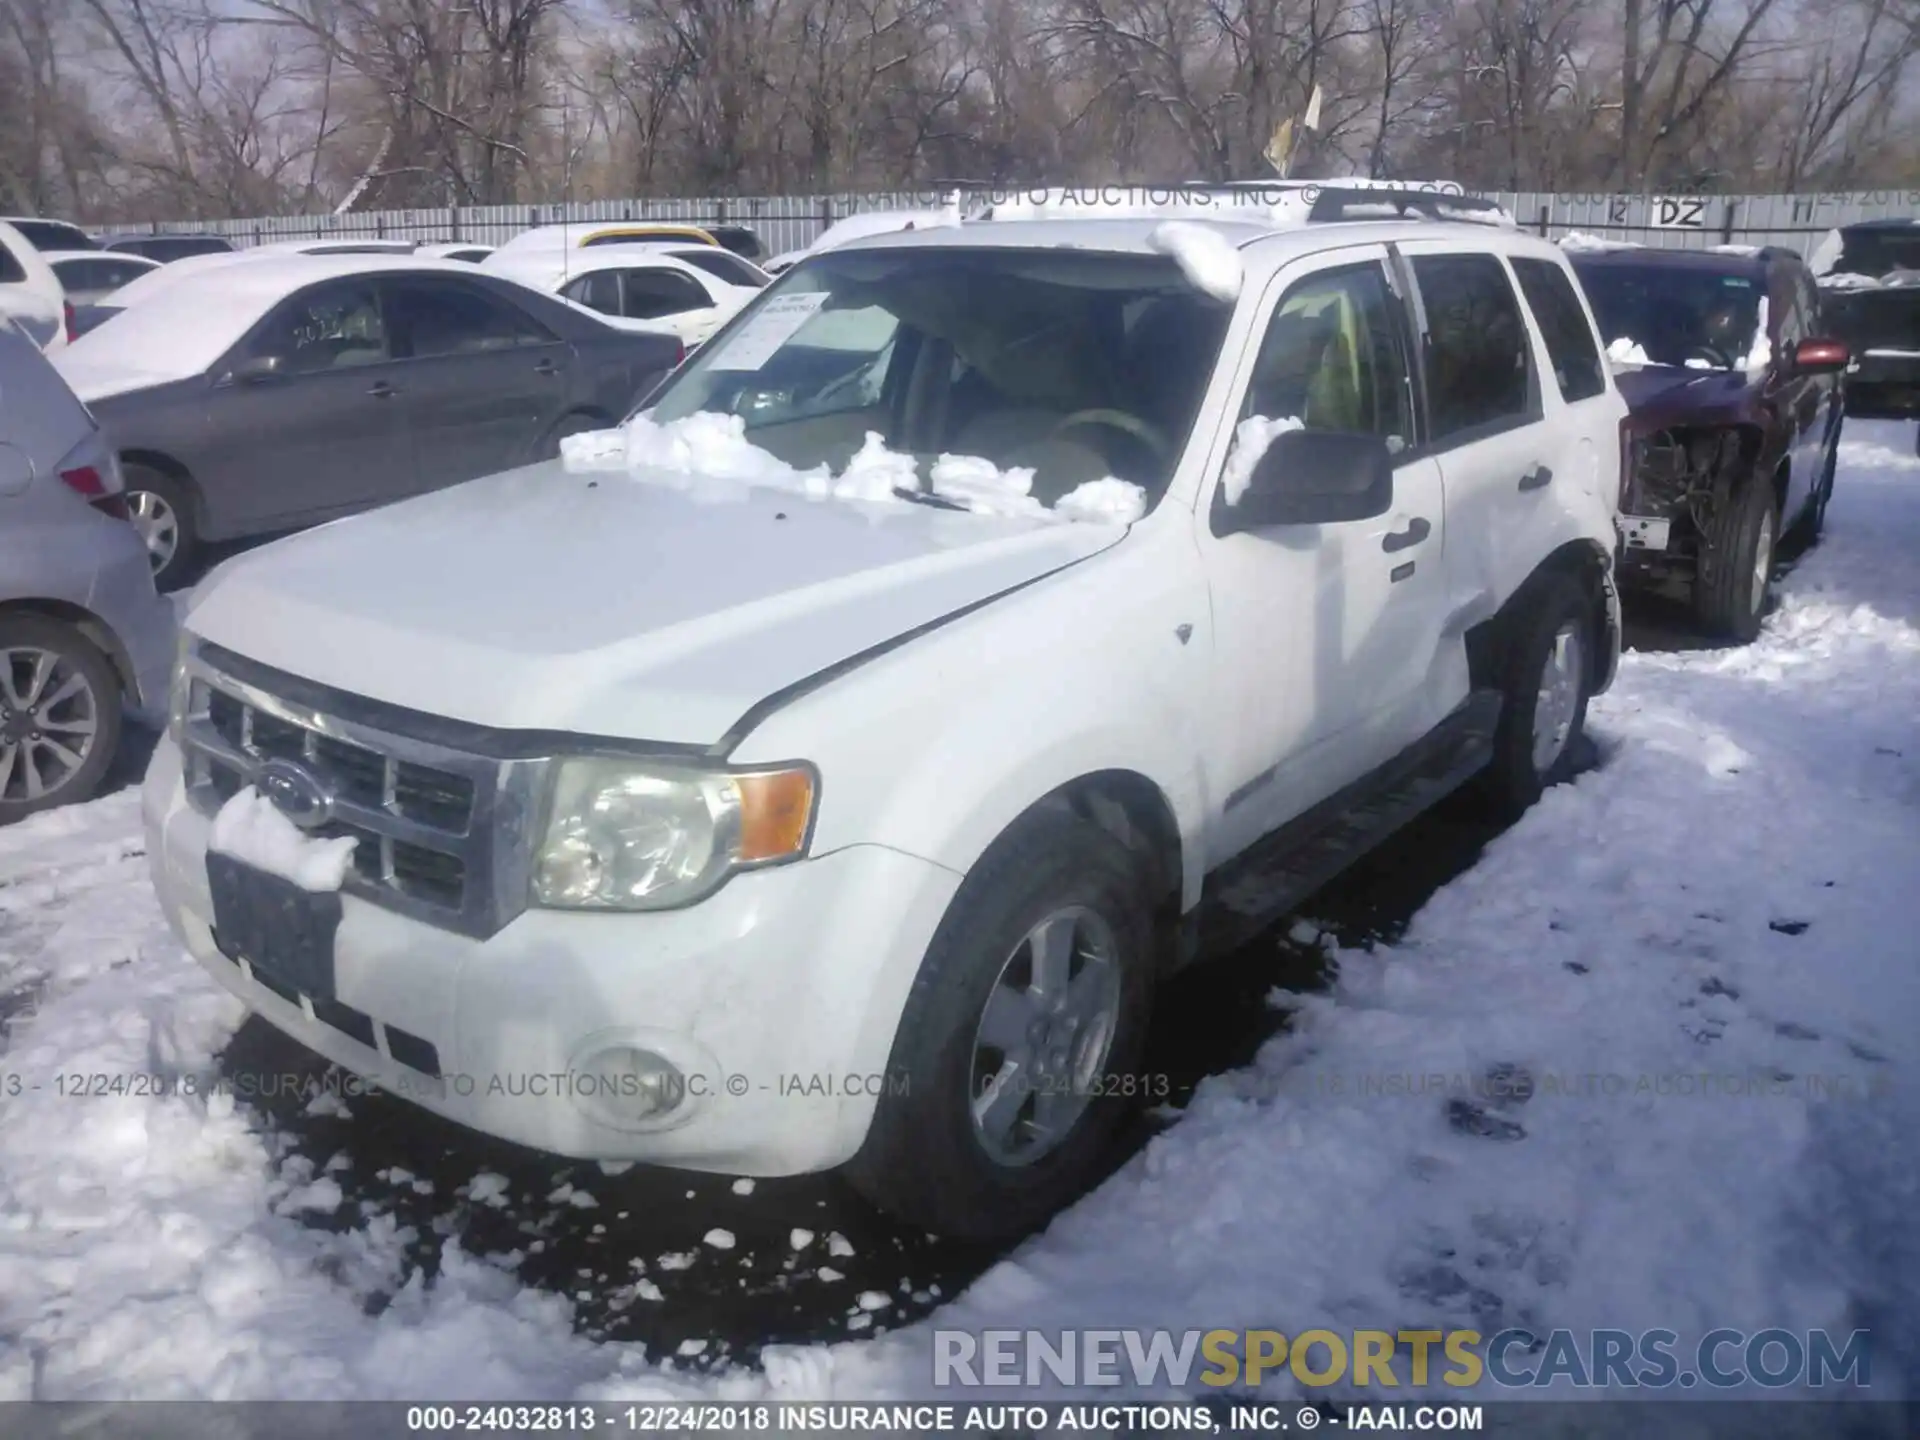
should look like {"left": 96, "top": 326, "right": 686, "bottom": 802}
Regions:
{"left": 122, "top": 186, "right": 1920, "bottom": 255}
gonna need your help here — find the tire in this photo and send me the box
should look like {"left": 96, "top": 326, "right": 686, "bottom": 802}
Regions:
{"left": 0, "top": 616, "right": 124, "bottom": 824}
{"left": 121, "top": 464, "right": 199, "bottom": 592}
{"left": 540, "top": 411, "right": 607, "bottom": 460}
{"left": 1692, "top": 468, "right": 1777, "bottom": 644}
{"left": 1474, "top": 570, "right": 1594, "bottom": 820}
{"left": 844, "top": 809, "right": 1157, "bottom": 1241}
{"left": 1794, "top": 438, "right": 1837, "bottom": 546}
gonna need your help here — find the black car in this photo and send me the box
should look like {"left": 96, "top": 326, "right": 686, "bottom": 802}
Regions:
{"left": 707, "top": 225, "right": 766, "bottom": 260}
{"left": 1810, "top": 220, "right": 1920, "bottom": 437}
{"left": 1, "top": 217, "right": 96, "bottom": 251}
{"left": 98, "top": 232, "right": 238, "bottom": 263}
{"left": 55, "top": 256, "right": 683, "bottom": 587}
{"left": 1569, "top": 244, "right": 1850, "bottom": 641}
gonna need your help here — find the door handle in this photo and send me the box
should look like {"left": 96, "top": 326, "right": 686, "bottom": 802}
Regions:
{"left": 1518, "top": 464, "right": 1553, "bottom": 491}
{"left": 533, "top": 358, "right": 558, "bottom": 376}
{"left": 366, "top": 381, "right": 397, "bottom": 399}
{"left": 1381, "top": 516, "right": 1431, "bottom": 553}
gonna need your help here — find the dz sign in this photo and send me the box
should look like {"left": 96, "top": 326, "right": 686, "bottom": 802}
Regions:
{"left": 1649, "top": 196, "right": 1709, "bottom": 229}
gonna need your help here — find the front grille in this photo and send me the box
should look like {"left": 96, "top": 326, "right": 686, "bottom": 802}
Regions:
{"left": 178, "top": 646, "right": 540, "bottom": 939}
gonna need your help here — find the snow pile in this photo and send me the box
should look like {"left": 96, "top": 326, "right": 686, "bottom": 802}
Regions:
{"left": 1710, "top": 243, "right": 1761, "bottom": 256}
{"left": 1220, "top": 414, "right": 1304, "bottom": 506}
{"left": 1743, "top": 296, "right": 1773, "bottom": 378}
{"left": 562, "top": 412, "right": 1148, "bottom": 526}
{"left": 1147, "top": 221, "right": 1244, "bottom": 303}
{"left": 1558, "top": 231, "right": 1640, "bottom": 253}
{"left": 1605, "top": 336, "right": 1654, "bottom": 369}
{"left": 208, "top": 787, "right": 357, "bottom": 892}
{"left": 1816, "top": 271, "right": 1885, "bottom": 291}
{"left": 6, "top": 423, "right": 1920, "bottom": 1404}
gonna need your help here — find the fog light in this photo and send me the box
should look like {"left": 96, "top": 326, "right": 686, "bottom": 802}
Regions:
{"left": 575, "top": 1045, "right": 686, "bottom": 1129}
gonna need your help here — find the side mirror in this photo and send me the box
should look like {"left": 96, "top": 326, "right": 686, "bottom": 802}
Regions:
{"left": 1785, "top": 338, "right": 1850, "bottom": 376}
{"left": 1214, "top": 428, "right": 1395, "bottom": 535}
{"left": 226, "top": 353, "right": 286, "bottom": 386}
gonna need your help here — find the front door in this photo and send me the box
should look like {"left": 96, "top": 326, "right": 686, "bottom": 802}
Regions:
{"left": 202, "top": 278, "right": 414, "bottom": 530}
{"left": 1198, "top": 247, "right": 1454, "bottom": 862}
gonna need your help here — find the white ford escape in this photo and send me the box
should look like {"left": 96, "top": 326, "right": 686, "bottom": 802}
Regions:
{"left": 144, "top": 185, "right": 1627, "bottom": 1240}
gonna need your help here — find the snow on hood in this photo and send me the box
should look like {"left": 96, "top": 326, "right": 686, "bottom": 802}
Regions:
{"left": 209, "top": 787, "right": 356, "bottom": 891}
{"left": 1147, "top": 221, "right": 1243, "bottom": 303}
{"left": 1606, "top": 336, "right": 1655, "bottom": 371}
{"left": 561, "top": 411, "right": 1149, "bottom": 526}
{"left": 184, "top": 449, "right": 1129, "bottom": 744}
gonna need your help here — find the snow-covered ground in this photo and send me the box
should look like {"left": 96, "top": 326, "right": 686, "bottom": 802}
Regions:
{"left": 3, "top": 423, "right": 1918, "bottom": 1406}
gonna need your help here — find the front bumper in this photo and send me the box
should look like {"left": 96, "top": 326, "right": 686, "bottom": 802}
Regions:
{"left": 143, "top": 735, "right": 962, "bottom": 1175}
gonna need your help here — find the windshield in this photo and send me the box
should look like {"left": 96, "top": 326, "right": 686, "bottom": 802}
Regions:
{"left": 11, "top": 220, "right": 94, "bottom": 251}
{"left": 1571, "top": 261, "right": 1762, "bottom": 369}
{"left": 642, "top": 248, "right": 1232, "bottom": 511}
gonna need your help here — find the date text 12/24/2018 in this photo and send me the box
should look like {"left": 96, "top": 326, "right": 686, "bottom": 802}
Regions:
{"left": 402, "top": 1402, "right": 1483, "bottom": 1433}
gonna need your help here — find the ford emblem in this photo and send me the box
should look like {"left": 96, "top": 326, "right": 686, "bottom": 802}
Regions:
{"left": 258, "top": 758, "right": 335, "bottom": 830}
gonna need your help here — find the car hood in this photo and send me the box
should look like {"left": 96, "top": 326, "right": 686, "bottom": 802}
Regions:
{"left": 1614, "top": 364, "right": 1758, "bottom": 428}
{"left": 185, "top": 461, "right": 1125, "bottom": 746}
{"left": 52, "top": 344, "right": 177, "bottom": 403}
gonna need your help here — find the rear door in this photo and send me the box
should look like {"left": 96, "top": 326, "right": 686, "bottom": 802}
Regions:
{"left": 1507, "top": 252, "right": 1622, "bottom": 540}
{"left": 381, "top": 276, "right": 572, "bottom": 492}
{"left": 1395, "top": 244, "right": 1556, "bottom": 626}
{"left": 201, "top": 278, "right": 413, "bottom": 528}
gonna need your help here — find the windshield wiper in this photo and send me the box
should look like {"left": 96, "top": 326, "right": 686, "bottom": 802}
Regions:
{"left": 890, "top": 485, "right": 969, "bottom": 510}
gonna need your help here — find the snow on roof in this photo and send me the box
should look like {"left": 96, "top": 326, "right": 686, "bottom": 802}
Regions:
{"left": 494, "top": 222, "right": 719, "bottom": 257}
{"left": 484, "top": 246, "right": 721, "bottom": 293}
{"left": 53, "top": 254, "right": 479, "bottom": 392}
{"left": 44, "top": 249, "right": 158, "bottom": 268}
{"left": 1559, "top": 231, "right": 1643, "bottom": 253}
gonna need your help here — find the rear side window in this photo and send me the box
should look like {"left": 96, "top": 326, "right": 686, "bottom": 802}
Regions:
{"left": 1511, "top": 258, "right": 1606, "bottom": 402}
{"left": 1411, "top": 254, "right": 1537, "bottom": 442}
{"left": 0, "top": 242, "right": 26, "bottom": 285}
{"left": 563, "top": 271, "right": 622, "bottom": 316}
{"left": 672, "top": 249, "right": 767, "bottom": 288}
{"left": 386, "top": 279, "right": 552, "bottom": 357}
{"left": 619, "top": 269, "right": 713, "bottom": 321}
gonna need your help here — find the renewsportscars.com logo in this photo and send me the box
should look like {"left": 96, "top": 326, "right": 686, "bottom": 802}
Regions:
{"left": 933, "top": 1327, "right": 1873, "bottom": 1391}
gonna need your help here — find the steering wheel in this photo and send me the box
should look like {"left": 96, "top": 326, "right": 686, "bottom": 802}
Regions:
{"left": 1048, "top": 409, "right": 1173, "bottom": 467}
{"left": 1685, "top": 342, "right": 1737, "bottom": 370}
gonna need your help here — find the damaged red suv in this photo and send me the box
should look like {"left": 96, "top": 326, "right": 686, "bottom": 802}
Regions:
{"left": 1566, "top": 244, "right": 1849, "bottom": 643}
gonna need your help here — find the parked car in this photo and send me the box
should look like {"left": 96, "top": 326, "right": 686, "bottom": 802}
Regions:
{"left": 485, "top": 246, "right": 757, "bottom": 346}
{"left": 416, "top": 243, "right": 495, "bottom": 264}
{"left": 99, "top": 233, "right": 237, "bottom": 263}
{"left": 0, "top": 316, "right": 174, "bottom": 822}
{"left": 493, "top": 223, "right": 722, "bottom": 260}
{"left": 1808, "top": 220, "right": 1920, "bottom": 439}
{"left": 54, "top": 254, "right": 683, "bottom": 587}
{"left": 1566, "top": 242, "right": 1848, "bottom": 642}
{"left": 46, "top": 250, "right": 161, "bottom": 306}
{"left": 0, "top": 217, "right": 96, "bottom": 252}
{"left": 0, "top": 220, "right": 68, "bottom": 353}
{"left": 707, "top": 225, "right": 766, "bottom": 260}
{"left": 243, "top": 237, "right": 420, "bottom": 256}
{"left": 762, "top": 206, "right": 958, "bottom": 275}
{"left": 144, "top": 186, "right": 1627, "bottom": 1240}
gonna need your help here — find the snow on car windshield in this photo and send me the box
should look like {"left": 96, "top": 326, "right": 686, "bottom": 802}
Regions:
{"left": 1571, "top": 261, "right": 1764, "bottom": 372}
{"left": 637, "top": 246, "right": 1233, "bottom": 516}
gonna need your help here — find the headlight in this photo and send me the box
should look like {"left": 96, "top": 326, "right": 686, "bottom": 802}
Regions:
{"left": 532, "top": 758, "right": 817, "bottom": 911}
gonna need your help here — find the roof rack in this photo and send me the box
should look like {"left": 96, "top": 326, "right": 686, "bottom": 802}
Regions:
{"left": 944, "top": 181, "right": 1514, "bottom": 230}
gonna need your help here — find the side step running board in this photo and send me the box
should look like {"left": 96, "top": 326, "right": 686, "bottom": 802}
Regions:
{"left": 1185, "top": 690, "right": 1503, "bottom": 964}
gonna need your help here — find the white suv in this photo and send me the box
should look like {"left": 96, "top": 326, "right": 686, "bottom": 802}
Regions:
{"left": 143, "top": 185, "right": 1625, "bottom": 1239}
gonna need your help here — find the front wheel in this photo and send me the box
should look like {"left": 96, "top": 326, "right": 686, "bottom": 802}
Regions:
{"left": 122, "top": 464, "right": 199, "bottom": 591}
{"left": 1693, "top": 473, "right": 1776, "bottom": 644}
{"left": 844, "top": 809, "right": 1156, "bottom": 1241}
{"left": 0, "top": 616, "right": 123, "bottom": 824}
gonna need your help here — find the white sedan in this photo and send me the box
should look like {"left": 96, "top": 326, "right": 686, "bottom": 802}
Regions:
{"left": 482, "top": 246, "right": 756, "bottom": 347}
{"left": 45, "top": 250, "right": 162, "bottom": 305}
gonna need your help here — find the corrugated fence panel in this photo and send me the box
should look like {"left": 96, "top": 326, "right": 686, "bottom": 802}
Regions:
{"left": 133, "top": 187, "right": 1920, "bottom": 254}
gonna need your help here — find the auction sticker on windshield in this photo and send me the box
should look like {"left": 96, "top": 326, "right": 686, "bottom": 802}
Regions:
{"left": 707, "top": 291, "right": 829, "bottom": 370}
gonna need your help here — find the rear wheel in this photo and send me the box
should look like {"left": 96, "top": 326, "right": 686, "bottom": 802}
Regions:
{"left": 0, "top": 616, "right": 123, "bottom": 824}
{"left": 122, "top": 464, "right": 199, "bottom": 591}
{"left": 1693, "top": 470, "right": 1776, "bottom": 644}
{"left": 1474, "top": 570, "right": 1594, "bottom": 819}
{"left": 844, "top": 809, "right": 1156, "bottom": 1240}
